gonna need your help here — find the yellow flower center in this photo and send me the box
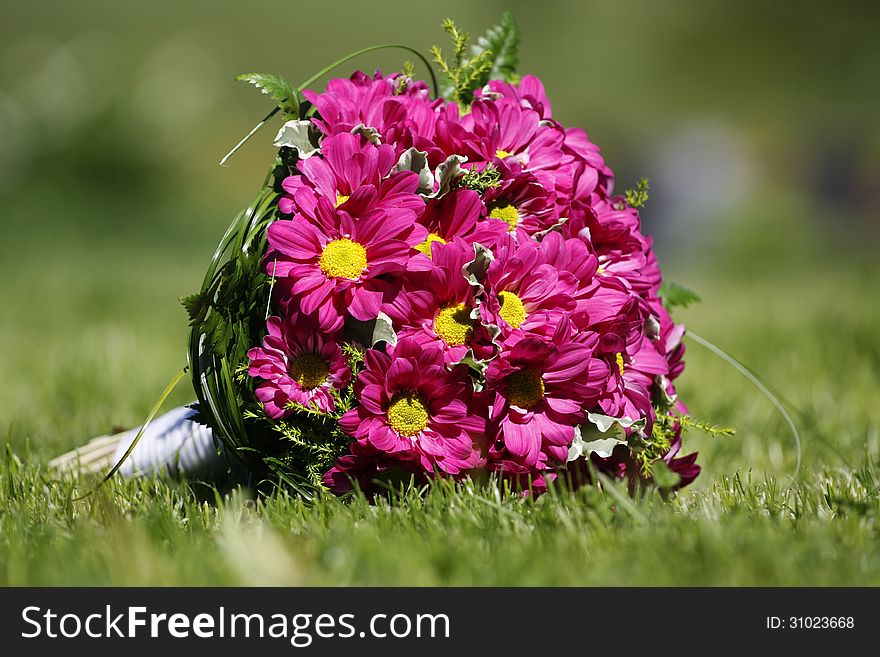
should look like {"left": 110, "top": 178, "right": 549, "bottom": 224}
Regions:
{"left": 433, "top": 304, "right": 474, "bottom": 347}
{"left": 615, "top": 352, "right": 625, "bottom": 376}
{"left": 335, "top": 193, "right": 350, "bottom": 207}
{"left": 414, "top": 232, "right": 447, "bottom": 257}
{"left": 288, "top": 353, "right": 330, "bottom": 390}
{"left": 495, "top": 149, "right": 512, "bottom": 159}
{"left": 386, "top": 392, "right": 429, "bottom": 437}
{"left": 318, "top": 238, "right": 367, "bottom": 279}
{"left": 507, "top": 369, "right": 545, "bottom": 410}
{"left": 488, "top": 203, "right": 520, "bottom": 231}
{"left": 498, "top": 290, "right": 527, "bottom": 329}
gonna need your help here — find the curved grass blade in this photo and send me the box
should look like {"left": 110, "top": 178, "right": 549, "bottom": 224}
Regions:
{"left": 220, "top": 44, "right": 438, "bottom": 166}
{"left": 686, "top": 330, "right": 802, "bottom": 478}
{"left": 73, "top": 366, "right": 188, "bottom": 500}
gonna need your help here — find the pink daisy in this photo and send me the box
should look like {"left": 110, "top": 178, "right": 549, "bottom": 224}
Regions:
{"left": 305, "top": 70, "right": 443, "bottom": 156}
{"left": 596, "top": 334, "right": 669, "bottom": 428}
{"left": 480, "top": 160, "right": 560, "bottom": 237}
{"left": 247, "top": 314, "right": 351, "bottom": 419}
{"left": 485, "top": 329, "right": 608, "bottom": 469}
{"left": 384, "top": 239, "right": 495, "bottom": 364}
{"left": 278, "top": 132, "right": 424, "bottom": 218}
{"left": 414, "top": 188, "right": 508, "bottom": 256}
{"left": 338, "top": 337, "right": 486, "bottom": 475}
{"left": 481, "top": 74, "right": 554, "bottom": 119}
{"left": 479, "top": 233, "right": 578, "bottom": 342}
{"left": 460, "top": 96, "right": 568, "bottom": 175}
{"left": 265, "top": 197, "right": 427, "bottom": 330}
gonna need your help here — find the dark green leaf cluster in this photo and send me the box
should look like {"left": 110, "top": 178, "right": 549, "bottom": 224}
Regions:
{"left": 185, "top": 163, "right": 325, "bottom": 497}
{"left": 470, "top": 11, "right": 520, "bottom": 88}
{"left": 432, "top": 13, "right": 520, "bottom": 108}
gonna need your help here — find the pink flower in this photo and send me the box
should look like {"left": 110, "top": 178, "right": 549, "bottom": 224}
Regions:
{"left": 596, "top": 334, "right": 668, "bottom": 427}
{"left": 384, "top": 239, "right": 495, "bottom": 364}
{"left": 338, "top": 337, "right": 486, "bottom": 475}
{"left": 485, "top": 330, "right": 608, "bottom": 469}
{"left": 460, "top": 96, "right": 568, "bottom": 175}
{"left": 559, "top": 127, "right": 614, "bottom": 198}
{"left": 482, "top": 74, "right": 553, "bottom": 119}
{"left": 414, "top": 188, "right": 508, "bottom": 254}
{"left": 536, "top": 231, "right": 600, "bottom": 327}
{"left": 265, "top": 198, "right": 427, "bottom": 330}
{"left": 278, "top": 132, "right": 424, "bottom": 218}
{"left": 565, "top": 196, "right": 658, "bottom": 294}
{"left": 480, "top": 161, "right": 560, "bottom": 237}
{"left": 305, "top": 71, "right": 443, "bottom": 156}
{"left": 479, "top": 233, "right": 578, "bottom": 342}
{"left": 247, "top": 314, "right": 351, "bottom": 419}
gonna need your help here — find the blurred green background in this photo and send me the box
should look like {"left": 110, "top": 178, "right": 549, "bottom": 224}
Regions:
{"left": 1, "top": 0, "right": 878, "bottom": 482}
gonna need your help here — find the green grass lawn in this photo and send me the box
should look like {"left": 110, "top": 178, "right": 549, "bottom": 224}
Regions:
{"left": 1, "top": 185, "right": 879, "bottom": 586}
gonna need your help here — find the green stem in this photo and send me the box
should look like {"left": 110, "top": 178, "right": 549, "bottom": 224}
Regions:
{"left": 74, "top": 366, "right": 189, "bottom": 500}
{"left": 297, "top": 44, "right": 438, "bottom": 98}
{"left": 686, "top": 330, "right": 802, "bottom": 478}
{"left": 220, "top": 44, "right": 438, "bottom": 166}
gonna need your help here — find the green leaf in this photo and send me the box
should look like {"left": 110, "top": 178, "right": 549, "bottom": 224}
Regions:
{"left": 235, "top": 73, "right": 300, "bottom": 115}
{"left": 650, "top": 460, "right": 681, "bottom": 490}
{"left": 180, "top": 292, "right": 207, "bottom": 324}
{"left": 471, "top": 12, "right": 520, "bottom": 85}
{"left": 659, "top": 281, "right": 701, "bottom": 309}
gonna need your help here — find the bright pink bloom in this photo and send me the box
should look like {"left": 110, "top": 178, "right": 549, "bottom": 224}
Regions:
{"left": 485, "top": 330, "right": 608, "bottom": 469}
{"left": 305, "top": 71, "right": 443, "bottom": 156}
{"left": 265, "top": 198, "right": 427, "bottom": 330}
{"left": 247, "top": 314, "right": 351, "bottom": 419}
{"left": 278, "top": 132, "right": 424, "bottom": 218}
{"left": 560, "top": 127, "right": 615, "bottom": 198}
{"left": 481, "top": 161, "right": 560, "bottom": 237}
{"left": 565, "top": 196, "right": 658, "bottom": 294}
{"left": 479, "top": 233, "right": 578, "bottom": 342}
{"left": 482, "top": 74, "right": 553, "bottom": 119}
{"left": 338, "top": 337, "right": 486, "bottom": 474}
{"left": 385, "top": 239, "right": 495, "bottom": 364}
{"left": 597, "top": 334, "right": 668, "bottom": 427}
{"left": 460, "top": 97, "right": 568, "bottom": 175}
{"left": 416, "top": 188, "right": 508, "bottom": 252}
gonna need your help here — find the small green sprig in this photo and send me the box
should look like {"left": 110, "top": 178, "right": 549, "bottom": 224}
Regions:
{"left": 395, "top": 61, "right": 416, "bottom": 94}
{"left": 235, "top": 73, "right": 300, "bottom": 117}
{"left": 624, "top": 176, "right": 651, "bottom": 209}
{"left": 431, "top": 19, "right": 495, "bottom": 108}
{"left": 460, "top": 163, "right": 502, "bottom": 193}
{"left": 678, "top": 415, "right": 737, "bottom": 437}
{"left": 633, "top": 410, "right": 735, "bottom": 477}
{"left": 630, "top": 412, "right": 676, "bottom": 476}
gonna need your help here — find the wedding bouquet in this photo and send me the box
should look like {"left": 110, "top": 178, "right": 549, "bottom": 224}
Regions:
{"left": 184, "top": 15, "right": 701, "bottom": 496}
